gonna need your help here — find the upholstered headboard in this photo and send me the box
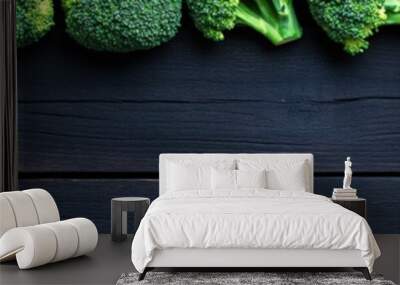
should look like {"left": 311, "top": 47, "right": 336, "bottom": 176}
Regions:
{"left": 159, "top": 153, "right": 314, "bottom": 195}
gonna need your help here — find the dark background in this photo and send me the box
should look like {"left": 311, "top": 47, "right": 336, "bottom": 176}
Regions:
{"left": 18, "top": 1, "right": 400, "bottom": 233}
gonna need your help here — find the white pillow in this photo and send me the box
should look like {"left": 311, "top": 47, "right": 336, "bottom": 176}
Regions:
{"left": 211, "top": 169, "right": 236, "bottom": 190}
{"left": 237, "top": 169, "right": 267, "bottom": 189}
{"left": 211, "top": 169, "right": 268, "bottom": 190}
{"left": 237, "top": 159, "right": 308, "bottom": 191}
{"left": 167, "top": 163, "right": 210, "bottom": 191}
{"left": 166, "top": 160, "right": 235, "bottom": 192}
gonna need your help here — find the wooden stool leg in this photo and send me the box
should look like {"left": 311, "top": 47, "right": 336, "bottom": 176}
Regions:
{"left": 111, "top": 201, "right": 124, "bottom": 241}
{"left": 121, "top": 210, "right": 127, "bottom": 240}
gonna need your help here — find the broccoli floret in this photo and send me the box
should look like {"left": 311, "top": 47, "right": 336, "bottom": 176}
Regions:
{"left": 63, "top": 0, "right": 182, "bottom": 52}
{"left": 16, "top": 0, "right": 54, "bottom": 48}
{"left": 308, "top": 0, "right": 400, "bottom": 55}
{"left": 186, "top": 0, "right": 303, "bottom": 45}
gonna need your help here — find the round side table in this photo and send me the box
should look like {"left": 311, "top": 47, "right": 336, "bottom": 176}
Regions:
{"left": 111, "top": 197, "right": 150, "bottom": 242}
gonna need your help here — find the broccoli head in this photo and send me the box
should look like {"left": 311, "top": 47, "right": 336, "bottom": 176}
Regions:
{"left": 186, "top": 0, "right": 303, "bottom": 46}
{"left": 16, "top": 0, "right": 54, "bottom": 48}
{"left": 308, "top": 0, "right": 400, "bottom": 55}
{"left": 63, "top": 0, "right": 182, "bottom": 52}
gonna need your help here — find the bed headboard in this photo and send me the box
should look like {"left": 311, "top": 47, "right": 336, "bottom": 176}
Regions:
{"left": 159, "top": 153, "right": 314, "bottom": 195}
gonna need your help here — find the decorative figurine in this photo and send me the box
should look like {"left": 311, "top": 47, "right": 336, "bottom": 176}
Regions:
{"left": 343, "top": 157, "right": 353, "bottom": 189}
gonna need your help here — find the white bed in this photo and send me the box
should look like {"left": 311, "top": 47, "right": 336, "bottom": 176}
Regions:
{"left": 131, "top": 154, "right": 380, "bottom": 280}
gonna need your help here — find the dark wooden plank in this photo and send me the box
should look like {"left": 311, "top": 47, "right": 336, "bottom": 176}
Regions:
{"left": 17, "top": 2, "right": 400, "bottom": 173}
{"left": 19, "top": 177, "right": 400, "bottom": 234}
{"left": 18, "top": 99, "right": 400, "bottom": 172}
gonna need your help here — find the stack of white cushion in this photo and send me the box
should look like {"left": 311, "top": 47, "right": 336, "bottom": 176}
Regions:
{"left": 0, "top": 189, "right": 98, "bottom": 269}
{"left": 165, "top": 157, "right": 309, "bottom": 193}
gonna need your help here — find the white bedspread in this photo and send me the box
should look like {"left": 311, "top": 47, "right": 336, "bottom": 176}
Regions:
{"left": 131, "top": 190, "right": 380, "bottom": 273}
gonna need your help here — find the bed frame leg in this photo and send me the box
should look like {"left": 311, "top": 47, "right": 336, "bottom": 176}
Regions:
{"left": 138, "top": 268, "right": 148, "bottom": 281}
{"left": 354, "top": 267, "right": 371, "bottom": 280}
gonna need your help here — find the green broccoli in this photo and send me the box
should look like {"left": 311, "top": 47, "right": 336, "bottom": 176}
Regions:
{"left": 16, "top": 0, "right": 54, "bottom": 48}
{"left": 186, "top": 0, "right": 303, "bottom": 45}
{"left": 63, "top": 0, "right": 182, "bottom": 52}
{"left": 308, "top": 0, "right": 400, "bottom": 55}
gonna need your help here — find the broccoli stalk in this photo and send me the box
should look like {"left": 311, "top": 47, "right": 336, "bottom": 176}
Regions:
{"left": 308, "top": 0, "right": 400, "bottom": 55}
{"left": 383, "top": 0, "right": 400, "bottom": 24}
{"left": 235, "top": 0, "right": 302, "bottom": 45}
{"left": 187, "top": 0, "right": 302, "bottom": 46}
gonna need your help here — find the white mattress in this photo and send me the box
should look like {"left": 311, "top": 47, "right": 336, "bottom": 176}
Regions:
{"left": 131, "top": 190, "right": 380, "bottom": 273}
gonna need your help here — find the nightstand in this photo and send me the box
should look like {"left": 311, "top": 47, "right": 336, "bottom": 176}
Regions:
{"left": 331, "top": 198, "right": 367, "bottom": 219}
{"left": 111, "top": 197, "right": 150, "bottom": 242}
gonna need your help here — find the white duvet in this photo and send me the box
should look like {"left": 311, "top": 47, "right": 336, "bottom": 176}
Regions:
{"left": 131, "top": 190, "right": 380, "bottom": 273}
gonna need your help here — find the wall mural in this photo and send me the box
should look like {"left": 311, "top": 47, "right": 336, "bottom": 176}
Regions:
{"left": 16, "top": 0, "right": 400, "bottom": 233}
{"left": 16, "top": 0, "right": 400, "bottom": 55}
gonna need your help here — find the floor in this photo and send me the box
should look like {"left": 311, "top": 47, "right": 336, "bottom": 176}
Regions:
{"left": 1, "top": 235, "right": 399, "bottom": 285}
{"left": 0, "top": 235, "right": 133, "bottom": 285}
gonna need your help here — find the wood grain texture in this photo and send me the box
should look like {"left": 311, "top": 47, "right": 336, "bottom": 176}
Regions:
{"left": 18, "top": 99, "right": 400, "bottom": 173}
{"left": 17, "top": 2, "right": 400, "bottom": 173}
{"left": 19, "top": 177, "right": 400, "bottom": 233}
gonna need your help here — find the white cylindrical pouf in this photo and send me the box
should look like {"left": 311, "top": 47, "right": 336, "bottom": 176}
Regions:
{"left": 65, "top": 218, "right": 98, "bottom": 257}
{"left": 43, "top": 221, "right": 79, "bottom": 262}
{"left": 0, "top": 226, "right": 57, "bottom": 269}
{"left": 1, "top": 192, "right": 39, "bottom": 227}
{"left": 0, "top": 188, "right": 98, "bottom": 269}
{"left": 0, "top": 196, "right": 17, "bottom": 237}
{"left": 23, "top": 189, "right": 60, "bottom": 224}
{"left": 0, "top": 218, "right": 98, "bottom": 269}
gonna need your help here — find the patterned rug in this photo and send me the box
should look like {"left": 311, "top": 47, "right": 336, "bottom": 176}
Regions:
{"left": 116, "top": 272, "right": 396, "bottom": 285}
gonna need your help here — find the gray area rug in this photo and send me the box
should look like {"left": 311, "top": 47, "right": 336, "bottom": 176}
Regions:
{"left": 116, "top": 272, "right": 396, "bottom": 285}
